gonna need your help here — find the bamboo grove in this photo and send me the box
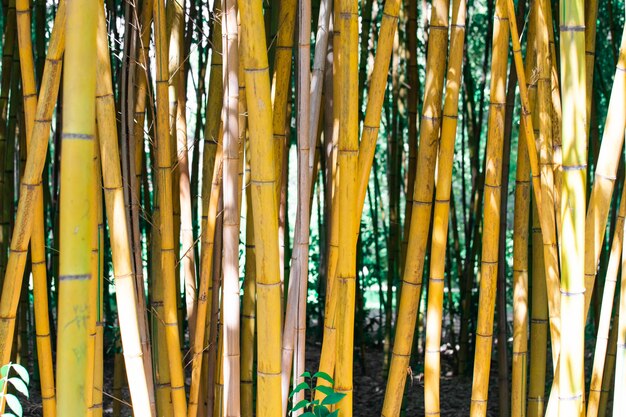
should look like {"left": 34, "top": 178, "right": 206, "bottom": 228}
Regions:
{"left": 0, "top": 0, "right": 624, "bottom": 415}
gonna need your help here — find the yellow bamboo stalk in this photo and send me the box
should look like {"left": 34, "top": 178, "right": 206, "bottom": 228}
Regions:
{"left": 423, "top": 0, "right": 466, "bottom": 413}
{"left": 15, "top": 1, "right": 56, "bottom": 415}
{"left": 154, "top": 0, "right": 188, "bottom": 412}
{"left": 151, "top": 199, "right": 174, "bottom": 417}
{"left": 614, "top": 217, "right": 626, "bottom": 415}
{"left": 0, "top": 1, "right": 16, "bottom": 278}
{"left": 86, "top": 136, "right": 101, "bottom": 417}
{"left": 270, "top": 0, "right": 296, "bottom": 202}
{"left": 558, "top": 0, "right": 587, "bottom": 412}
{"left": 241, "top": 141, "right": 255, "bottom": 417}
{"left": 55, "top": 0, "right": 97, "bottom": 413}
{"left": 511, "top": 11, "right": 536, "bottom": 416}
{"left": 0, "top": 0, "right": 64, "bottom": 367}
{"left": 586, "top": 182, "right": 626, "bottom": 417}
{"left": 381, "top": 0, "right": 449, "bottom": 413}
{"left": 94, "top": 6, "right": 156, "bottom": 414}
{"left": 583, "top": 0, "right": 598, "bottom": 134}
{"left": 468, "top": 0, "right": 509, "bottom": 414}
{"left": 187, "top": 137, "right": 223, "bottom": 417}
{"left": 598, "top": 311, "right": 618, "bottom": 417}
{"left": 238, "top": 0, "right": 282, "bottom": 411}
{"left": 528, "top": 199, "right": 548, "bottom": 417}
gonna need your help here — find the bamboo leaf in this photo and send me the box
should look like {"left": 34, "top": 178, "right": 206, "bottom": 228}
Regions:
{"left": 316, "top": 405, "right": 331, "bottom": 417}
{"left": 289, "top": 382, "right": 310, "bottom": 398}
{"left": 313, "top": 372, "right": 334, "bottom": 385}
{"left": 5, "top": 393, "right": 22, "bottom": 417}
{"left": 7, "top": 379, "right": 28, "bottom": 398}
{"left": 1, "top": 413, "right": 17, "bottom": 417}
{"left": 0, "top": 364, "right": 9, "bottom": 378}
{"left": 291, "top": 399, "right": 309, "bottom": 413}
{"left": 321, "top": 392, "right": 345, "bottom": 406}
{"left": 10, "top": 365, "right": 28, "bottom": 385}
{"left": 327, "top": 410, "right": 339, "bottom": 417}
{"left": 300, "top": 371, "right": 311, "bottom": 379}
{"left": 301, "top": 413, "right": 316, "bottom": 417}
{"left": 314, "top": 385, "right": 334, "bottom": 396}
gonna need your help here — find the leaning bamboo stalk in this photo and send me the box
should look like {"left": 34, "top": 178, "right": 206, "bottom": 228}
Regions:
{"left": 528, "top": 198, "right": 549, "bottom": 417}
{"left": 614, "top": 218, "right": 626, "bottom": 415}
{"left": 511, "top": 10, "right": 536, "bottom": 416}
{"left": 423, "top": 0, "right": 466, "bottom": 413}
{"left": 586, "top": 182, "right": 626, "bottom": 417}
{"left": 381, "top": 0, "right": 449, "bottom": 413}
{"left": 317, "top": 0, "right": 402, "bottom": 397}
{"left": 94, "top": 6, "right": 156, "bottom": 415}
{"left": 187, "top": 137, "right": 223, "bottom": 417}
{"left": 582, "top": 24, "right": 626, "bottom": 321}
{"left": 504, "top": 0, "right": 564, "bottom": 365}
{"left": 598, "top": 310, "right": 618, "bottom": 417}
{"left": 222, "top": 0, "right": 241, "bottom": 407}
{"left": 55, "top": 0, "right": 97, "bottom": 413}
{"left": 536, "top": 0, "right": 561, "bottom": 369}
{"left": 187, "top": 13, "right": 224, "bottom": 406}
{"left": 0, "top": 0, "right": 65, "bottom": 366}
{"left": 238, "top": 0, "right": 283, "bottom": 413}
{"left": 558, "top": 0, "right": 587, "bottom": 412}
{"left": 15, "top": 0, "right": 56, "bottom": 415}
{"left": 468, "top": 0, "right": 509, "bottom": 414}
{"left": 153, "top": 0, "right": 187, "bottom": 413}
{"left": 0, "top": 0, "right": 16, "bottom": 280}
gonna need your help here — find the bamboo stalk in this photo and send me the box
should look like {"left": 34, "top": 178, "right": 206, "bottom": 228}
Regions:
{"left": 55, "top": 0, "right": 97, "bottom": 413}
{"left": 558, "top": 0, "right": 587, "bottom": 412}
{"left": 15, "top": 0, "right": 56, "bottom": 415}
{"left": 381, "top": 0, "right": 449, "bottom": 412}
{"left": 238, "top": 0, "right": 283, "bottom": 412}
{"left": 468, "top": 0, "right": 509, "bottom": 413}
{"left": 333, "top": 0, "right": 359, "bottom": 410}
{"left": 0, "top": 0, "right": 65, "bottom": 367}
{"left": 586, "top": 182, "right": 626, "bottom": 417}
{"left": 222, "top": 0, "right": 241, "bottom": 407}
{"left": 423, "top": 0, "right": 466, "bottom": 413}
{"left": 153, "top": 0, "right": 188, "bottom": 413}
{"left": 95, "top": 6, "right": 156, "bottom": 415}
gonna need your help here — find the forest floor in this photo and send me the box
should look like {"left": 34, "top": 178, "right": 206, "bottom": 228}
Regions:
{"left": 23, "top": 343, "right": 507, "bottom": 416}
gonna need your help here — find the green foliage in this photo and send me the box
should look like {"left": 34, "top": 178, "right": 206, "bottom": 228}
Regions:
{"left": 0, "top": 362, "right": 30, "bottom": 417}
{"left": 288, "top": 371, "right": 345, "bottom": 417}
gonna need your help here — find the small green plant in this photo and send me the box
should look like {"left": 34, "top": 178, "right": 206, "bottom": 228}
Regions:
{"left": 289, "top": 371, "right": 345, "bottom": 417}
{"left": 0, "top": 362, "right": 30, "bottom": 417}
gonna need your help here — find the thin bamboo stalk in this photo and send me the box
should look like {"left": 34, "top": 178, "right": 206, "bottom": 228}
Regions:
{"left": 153, "top": 0, "right": 188, "bottom": 413}
{"left": 614, "top": 217, "right": 626, "bottom": 415}
{"left": 15, "top": 0, "right": 56, "bottom": 415}
{"left": 0, "top": 0, "right": 65, "bottom": 367}
{"left": 586, "top": 182, "right": 626, "bottom": 417}
{"left": 423, "top": 0, "right": 466, "bottom": 413}
{"left": 241, "top": 141, "right": 255, "bottom": 417}
{"left": 468, "top": 0, "right": 509, "bottom": 413}
{"left": 222, "top": 0, "right": 241, "bottom": 407}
